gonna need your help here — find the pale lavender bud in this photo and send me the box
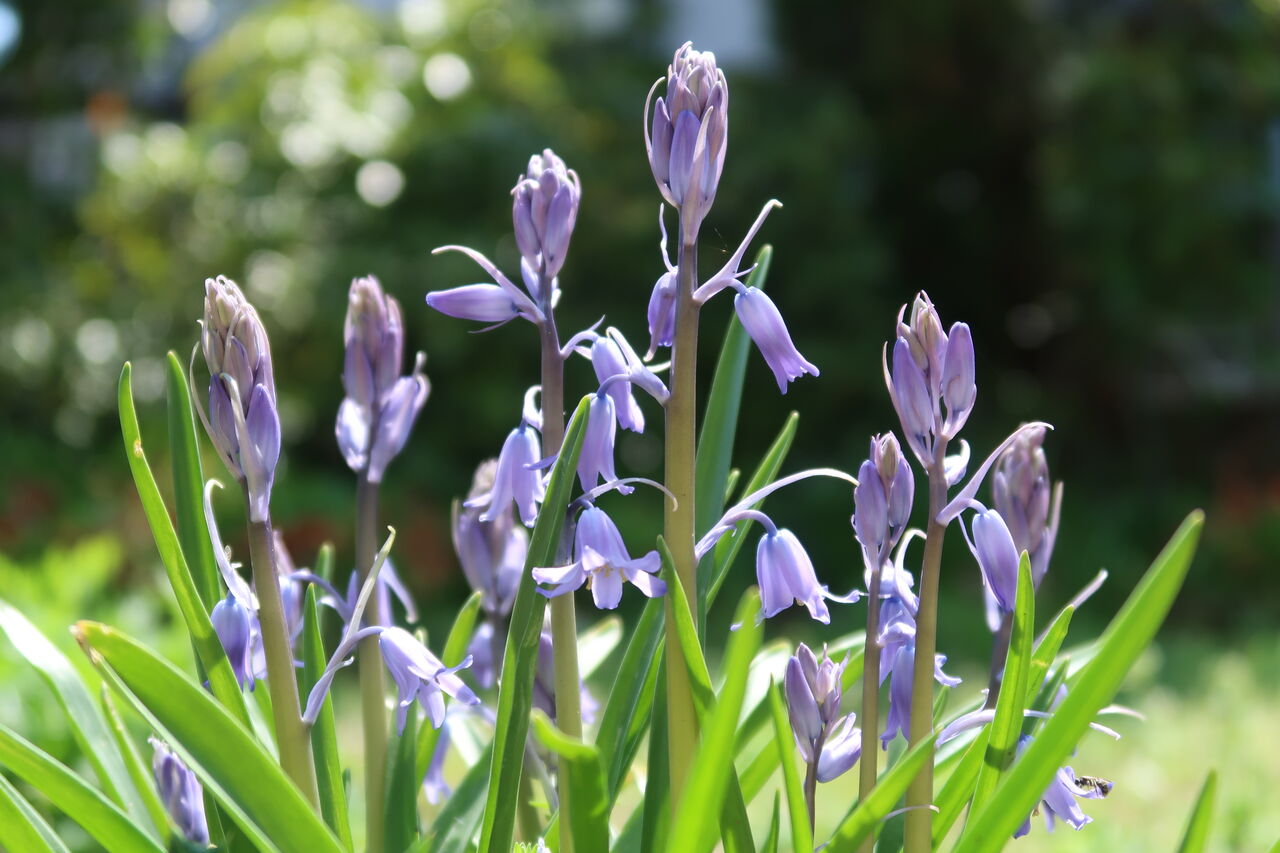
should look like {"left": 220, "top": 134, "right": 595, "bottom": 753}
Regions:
{"left": 577, "top": 392, "right": 628, "bottom": 493}
{"left": 898, "top": 292, "right": 948, "bottom": 387}
{"left": 378, "top": 627, "right": 480, "bottom": 732}
{"left": 853, "top": 459, "right": 889, "bottom": 565}
{"left": 785, "top": 653, "right": 823, "bottom": 746}
{"left": 211, "top": 593, "right": 259, "bottom": 691}
{"left": 888, "top": 337, "right": 934, "bottom": 463}
{"left": 591, "top": 336, "right": 645, "bottom": 432}
{"left": 532, "top": 505, "right": 666, "bottom": 609}
{"left": 992, "top": 425, "right": 1059, "bottom": 585}
{"left": 815, "top": 715, "right": 862, "bottom": 783}
{"left": 756, "top": 528, "right": 853, "bottom": 623}
{"left": 512, "top": 149, "right": 581, "bottom": 279}
{"left": 785, "top": 643, "right": 861, "bottom": 783}
{"left": 469, "top": 423, "right": 545, "bottom": 527}
{"left": 425, "top": 284, "right": 522, "bottom": 324}
{"left": 151, "top": 740, "right": 209, "bottom": 846}
{"left": 646, "top": 271, "right": 678, "bottom": 357}
{"left": 732, "top": 286, "right": 819, "bottom": 393}
{"left": 967, "top": 507, "right": 1020, "bottom": 614}
{"left": 366, "top": 372, "right": 430, "bottom": 482}
{"left": 453, "top": 461, "right": 527, "bottom": 618}
{"left": 940, "top": 322, "right": 976, "bottom": 437}
{"left": 201, "top": 276, "right": 280, "bottom": 522}
{"left": 646, "top": 43, "right": 729, "bottom": 241}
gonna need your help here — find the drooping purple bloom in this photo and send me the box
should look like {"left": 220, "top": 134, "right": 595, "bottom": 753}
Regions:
{"left": 992, "top": 424, "right": 1061, "bottom": 586}
{"left": 211, "top": 593, "right": 261, "bottom": 691}
{"left": 646, "top": 269, "right": 677, "bottom": 357}
{"left": 467, "top": 423, "right": 545, "bottom": 527}
{"left": 783, "top": 644, "right": 862, "bottom": 783}
{"left": 577, "top": 393, "right": 628, "bottom": 493}
{"left": 1013, "top": 737, "right": 1110, "bottom": 837}
{"left": 964, "top": 506, "right": 1020, "bottom": 616}
{"left": 379, "top": 627, "right": 481, "bottom": 733}
{"left": 199, "top": 276, "right": 280, "bottom": 522}
{"left": 646, "top": 43, "right": 728, "bottom": 241}
{"left": 453, "top": 461, "right": 527, "bottom": 619}
{"left": 756, "top": 527, "right": 856, "bottom": 623}
{"left": 512, "top": 149, "right": 581, "bottom": 280}
{"left": 590, "top": 335, "right": 645, "bottom": 433}
{"left": 151, "top": 739, "right": 209, "bottom": 845}
{"left": 336, "top": 276, "right": 430, "bottom": 483}
{"left": 732, "top": 287, "right": 819, "bottom": 393}
{"left": 532, "top": 505, "right": 666, "bottom": 609}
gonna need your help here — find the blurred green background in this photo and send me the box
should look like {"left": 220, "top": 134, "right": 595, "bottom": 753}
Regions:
{"left": 0, "top": 0, "right": 1278, "bottom": 849}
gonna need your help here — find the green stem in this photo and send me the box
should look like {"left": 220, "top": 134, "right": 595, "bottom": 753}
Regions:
{"left": 245, "top": 516, "right": 320, "bottom": 809}
{"left": 803, "top": 730, "right": 826, "bottom": 835}
{"left": 663, "top": 232, "right": 701, "bottom": 806}
{"left": 540, "top": 299, "right": 581, "bottom": 853}
{"left": 857, "top": 550, "right": 884, "bottom": 853}
{"left": 903, "top": 449, "right": 949, "bottom": 853}
{"left": 355, "top": 475, "right": 388, "bottom": 853}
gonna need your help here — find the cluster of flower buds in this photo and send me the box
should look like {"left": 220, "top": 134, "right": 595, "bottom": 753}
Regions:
{"left": 532, "top": 505, "right": 666, "bottom": 609}
{"left": 784, "top": 644, "right": 862, "bottom": 783}
{"left": 992, "top": 424, "right": 1061, "bottom": 586}
{"left": 200, "top": 276, "right": 280, "bottom": 522}
{"left": 336, "top": 276, "right": 430, "bottom": 484}
{"left": 426, "top": 148, "right": 581, "bottom": 326}
{"left": 885, "top": 292, "right": 975, "bottom": 467}
{"left": 646, "top": 42, "right": 728, "bottom": 243}
{"left": 853, "top": 432, "right": 914, "bottom": 572}
{"left": 151, "top": 739, "right": 209, "bottom": 845}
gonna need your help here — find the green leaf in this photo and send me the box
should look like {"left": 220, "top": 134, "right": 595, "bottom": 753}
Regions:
{"left": 0, "top": 771, "right": 71, "bottom": 853}
{"left": 932, "top": 729, "right": 989, "bottom": 849}
{"left": 1175, "top": 770, "right": 1217, "bottom": 853}
{"left": 597, "top": 595, "right": 664, "bottom": 798}
{"left": 76, "top": 621, "right": 343, "bottom": 853}
{"left": 117, "top": 364, "right": 252, "bottom": 730}
{"left": 707, "top": 412, "right": 799, "bottom": 605}
{"left": 477, "top": 396, "right": 591, "bottom": 853}
{"left": 695, "top": 244, "right": 773, "bottom": 621}
{"left": 955, "top": 511, "right": 1204, "bottom": 853}
{"left": 666, "top": 587, "right": 763, "bottom": 853}
{"left": 531, "top": 711, "right": 610, "bottom": 853}
{"left": 766, "top": 681, "right": 813, "bottom": 853}
{"left": 1027, "top": 605, "right": 1073, "bottom": 701}
{"left": 384, "top": 707, "right": 419, "bottom": 853}
{"left": 969, "top": 553, "right": 1035, "bottom": 816}
{"left": 166, "top": 352, "right": 220, "bottom": 612}
{"left": 301, "top": 587, "right": 353, "bottom": 850}
{"left": 0, "top": 722, "right": 164, "bottom": 853}
{"left": 759, "top": 794, "right": 781, "bottom": 853}
{"left": 99, "top": 684, "right": 172, "bottom": 838}
{"left": 0, "top": 598, "right": 157, "bottom": 834}
{"left": 638, "top": 674, "right": 669, "bottom": 853}
{"left": 824, "top": 732, "right": 939, "bottom": 852}
{"left": 426, "top": 744, "right": 491, "bottom": 853}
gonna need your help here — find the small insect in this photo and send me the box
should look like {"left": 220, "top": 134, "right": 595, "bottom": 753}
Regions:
{"left": 1074, "top": 775, "right": 1114, "bottom": 797}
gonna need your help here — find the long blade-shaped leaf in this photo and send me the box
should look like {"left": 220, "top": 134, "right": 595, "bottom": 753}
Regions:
{"left": 766, "top": 681, "right": 813, "bottom": 853}
{"left": 384, "top": 707, "right": 419, "bottom": 852}
{"left": 166, "top": 352, "right": 220, "bottom": 612}
{"left": 969, "top": 554, "right": 1035, "bottom": 816}
{"left": 597, "top": 595, "right": 664, "bottom": 797}
{"left": 759, "top": 793, "right": 781, "bottom": 853}
{"left": 477, "top": 396, "right": 591, "bottom": 853}
{"left": 301, "top": 587, "right": 353, "bottom": 849}
{"left": 99, "top": 684, "right": 171, "bottom": 837}
{"left": 426, "top": 743, "right": 491, "bottom": 853}
{"left": 531, "top": 711, "right": 610, "bottom": 852}
{"left": 667, "top": 586, "right": 763, "bottom": 853}
{"left": 0, "top": 722, "right": 165, "bottom": 853}
{"left": 118, "top": 364, "right": 252, "bottom": 729}
{"left": 0, "top": 771, "right": 71, "bottom": 853}
{"left": 0, "top": 598, "right": 155, "bottom": 833}
{"left": 76, "top": 621, "right": 343, "bottom": 853}
{"left": 696, "top": 244, "right": 773, "bottom": 620}
{"left": 824, "top": 732, "right": 939, "bottom": 852}
{"left": 1175, "top": 770, "right": 1217, "bottom": 853}
{"left": 955, "top": 511, "right": 1203, "bottom": 852}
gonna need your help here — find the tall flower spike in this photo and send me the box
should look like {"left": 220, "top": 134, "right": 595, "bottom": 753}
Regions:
{"left": 336, "top": 276, "right": 430, "bottom": 483}
{"left": 200, "top": 276, "right": 280, "bottom": 522}
{"left": 992, "top": 424, "right": 1061, "bottom": 586}
{"left": 151, "top": 739, "right": 210, "bottom": 845}
{"left": 512, "top": 149, "right": 581, "bottom": 280}
{"left": 453, "top": 460, "right": 527, "bottom": 619}
{"left": 733, "top": 285, "right": 819, "bottom": 393}
{"left": 532, "top": 505, "right": 666, "bottom": 609}
{"left": 646, "top": 42, "right": 729, "bottom": 242}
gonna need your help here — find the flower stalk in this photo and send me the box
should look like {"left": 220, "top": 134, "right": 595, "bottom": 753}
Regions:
{"left": 857, "top": 557, "right": 883, "bottom": 846}
{"left": 245, "top": 513, "right": 320, "bottom": 809}
{"left": 355, "top": 474, "right": 389, "bottom": 853}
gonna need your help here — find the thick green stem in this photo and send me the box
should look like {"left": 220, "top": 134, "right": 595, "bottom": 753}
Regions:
{"left": 857, "top": 552, "right": 885, "bottom": 853}
{"left": 803, "top": 730, "right": 826, "bottom": 835}
{"left": 903, "top": 449, "right": 949, "bottom": 853}
{"left": 662, "top": 233, "right": 701, "bottom": 806}
{"left": 245, "top": 516, "right": 320, "bottom": 809}
{"left": 355, "top": 475, "right": 388, "bottom": 853}
{"left": 540, "top": 303, "right": 581, "bottom": 852}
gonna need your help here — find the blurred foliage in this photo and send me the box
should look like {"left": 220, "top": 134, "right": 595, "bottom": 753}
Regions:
{"left": 0, "top": 0, "right": 1277, "bottom": 649}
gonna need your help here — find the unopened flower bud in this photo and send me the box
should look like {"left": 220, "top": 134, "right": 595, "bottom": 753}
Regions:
{"left": 151, "top": 740, "right": 209, "bottom": 846}
{"left": 512, "top": 149, "right": 581, "bottom": 280}
{"left": 992, "top": 425, "right": 1059, "bottom": 584}
{"left": 940, "top": 322, "right": 976, "bottom": 437}
{"left": 201, "top": 276, "right": 280, "bottom": 522}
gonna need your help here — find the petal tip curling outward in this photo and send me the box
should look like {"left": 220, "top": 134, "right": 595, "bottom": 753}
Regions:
{"left": 732, "top": 287, "right": 818, "bottom": 393}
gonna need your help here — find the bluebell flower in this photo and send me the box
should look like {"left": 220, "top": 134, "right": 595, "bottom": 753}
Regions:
{"left": 733, "top": 287, "right": 819, "bottom": 393}
{"left": 590, "top": 336, "right": 645, "bottom": 433}
{"left": 199, "top": 276, "right": 280, "bottom": 522}
{"left": 467, "top": 422, "right": 545, "bottom": 527}
{"left": 577, "top": 393, "right": 626, "bottom": 493}
{"left": 533, "top": 625, "right": 599, "bottom": 725}
{"left": 784, "top": 643, "right": 862, "bottom": 783}
{"left": 1013, "top": 737, "right": 1110, "bottom": 837}
{"left": 992, "top": 424, "right": 1060, "bottom": 586}
{"left": 512, "top": 149, "right": 581, "bottom": 280}
{"left": 379, "top": 627, "right": 481, "bottom": 732}
{"left": 963, "top": 505, "right": 1021, "bottom": 618}
{"left": 756, "top": 527, "right": 856, "bottom": 623}
{"left": 532, "top": 505, "right": 666, "bottom": 609}
{"left": 853, "top": 433, "right": 914, "bottom": 572}
{"left": 151, "top": 739, "right": 209, "bottom": 845}
{"left": 211, "top": 593, "right": 262, "bottom": 691}
{"left": 453, "top": 461, "right": 527, "bottom": 619}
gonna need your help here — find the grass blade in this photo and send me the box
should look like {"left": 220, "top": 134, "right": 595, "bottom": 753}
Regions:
{"left": 425, "top": 744, "right": 491, "bottom": 853}
{"left": 0, "top": 771, "right": 71, "bottom": 853}
{"left": 166, "top": 351, "right": 220, "bottom": 612}
{"left": 1175, "top": 770, "right": 1217, "bottom": 853}
{"left": 766, "top": 681, "right": 813, "bottom": 853}
{"left": 118, "top": 363, "right": 252, "bottom": 729}
{"left": 531, "top": 711, "right": 610, "bottom": 852}
{"left": 384, "top": 707, "right": 419, "bottom": 852}
{"left": 99, "top": 684, "right": 171, "bottom": 838}
{"left": 0, "top": 722, "right": 164, "bottom": 852}
{"left": 75, "top": 621, "right": 343, "bottom": 853}
{"left": 477, "top": 396, "right": 591, "bottom": 853}
{"left": 759, "top": 793, "right": 781, "bottom": 853}
{"left": 301, "top": 586, "right": 353, "bottom": 849}
{"left": 955, "top": 511, "right": 1204, "bottom": 853}
{"left": 597, "top": 595, "right": 664, "bottom": 797}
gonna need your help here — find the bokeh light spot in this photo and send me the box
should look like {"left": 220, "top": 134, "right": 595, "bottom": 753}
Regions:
{"left": 356, "top": 160, "right": 405, "bottom": 207}
{"left": 423, "top": 52, "right": 471, "bottom": 101}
